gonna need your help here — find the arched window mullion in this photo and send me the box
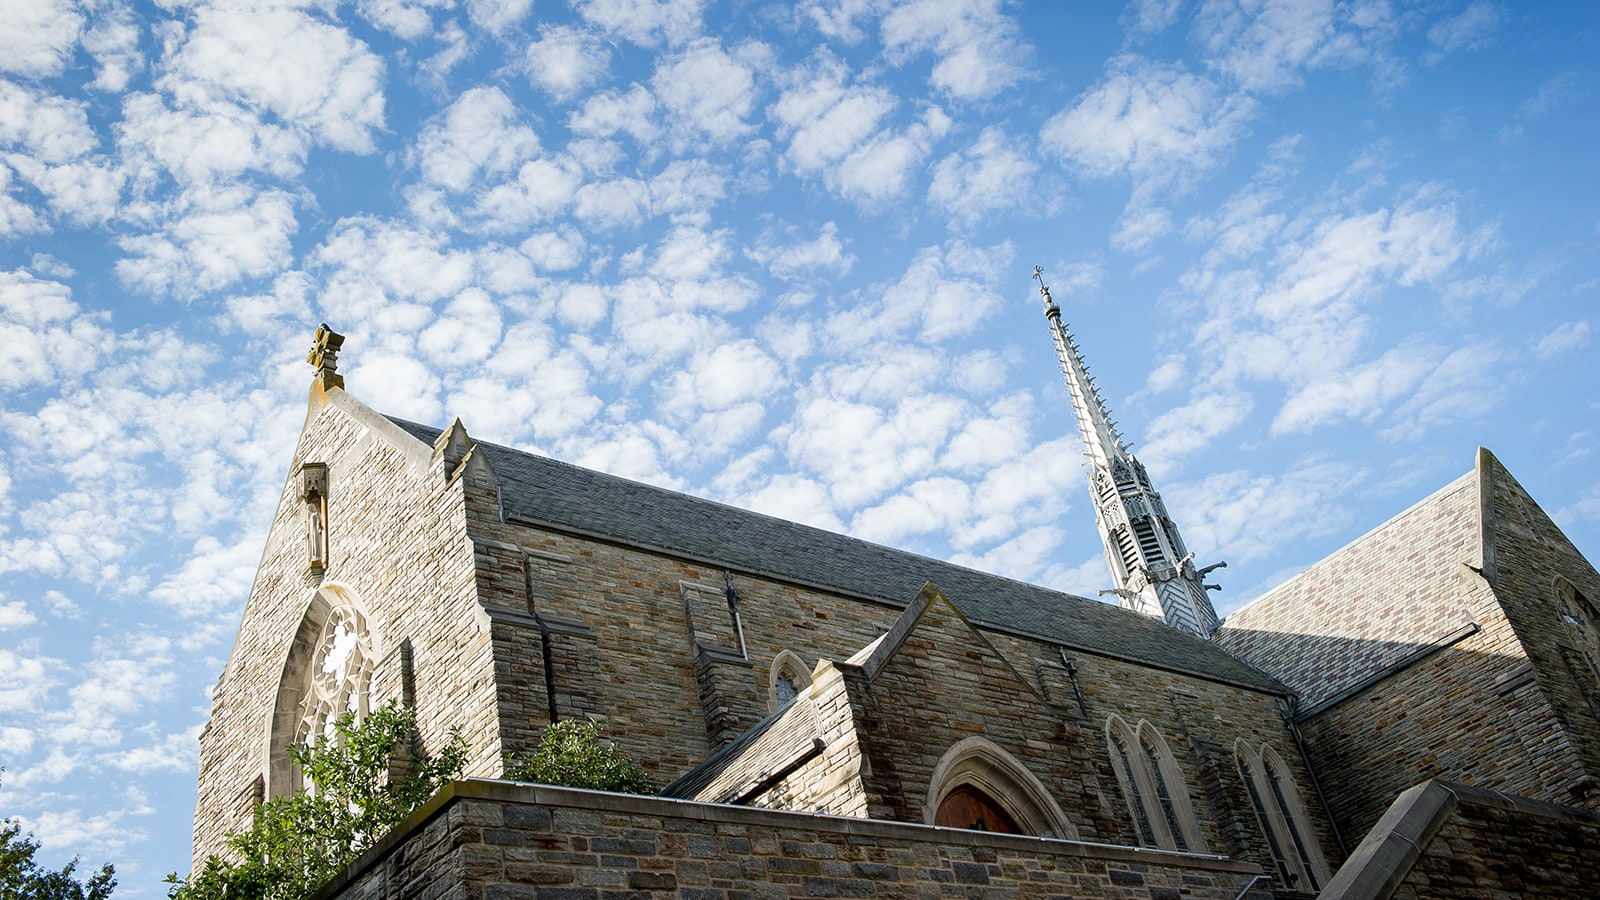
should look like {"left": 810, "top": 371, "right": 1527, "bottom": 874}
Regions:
{"left": 1109, "top": 725, "right": 1157, "bottom": 846}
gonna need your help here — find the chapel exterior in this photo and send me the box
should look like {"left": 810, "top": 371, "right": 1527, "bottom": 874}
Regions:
{"left": 189, "top": 321, "right": 1600, "bottom": 899}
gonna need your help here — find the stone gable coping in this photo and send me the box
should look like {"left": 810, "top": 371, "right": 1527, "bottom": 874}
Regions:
{"left": 1318, "top": 778, "right": 1600, "bottom": 900}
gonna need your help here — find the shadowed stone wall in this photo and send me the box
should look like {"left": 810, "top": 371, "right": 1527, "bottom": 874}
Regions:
{"left": 315, "top": 780, "right": 1270, "bottom": 900}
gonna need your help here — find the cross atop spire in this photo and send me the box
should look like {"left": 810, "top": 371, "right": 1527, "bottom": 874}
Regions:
{"left": 307, "top": 324, "right": 346, "bottom": 392}
{"left": 1034, "top": 267, "right": 1222, "bottom": 639}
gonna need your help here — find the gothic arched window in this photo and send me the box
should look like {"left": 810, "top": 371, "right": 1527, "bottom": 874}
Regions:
{"left": 768, "top": 650, "right": 811, "bottom": 711}
{"left": 1235, "top": 740, "right": 1330, "bottom": 892}
{"left": 1105, "top": 715, "right": 1206, "bottom": 852}
{"left": 297, "top": 603, "right": 375, "bottom": 747}
{"left": 267, "top": 587, "right": 377, "bottom": 797}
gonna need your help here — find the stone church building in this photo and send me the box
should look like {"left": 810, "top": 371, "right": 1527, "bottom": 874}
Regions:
{"left": 191, "top": 308, "right": 1600, "bottom": 899}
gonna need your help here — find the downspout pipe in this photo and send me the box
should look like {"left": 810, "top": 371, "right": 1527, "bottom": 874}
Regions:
{"left": 1281, "top": 696, "right": 1348, "bottom": 857}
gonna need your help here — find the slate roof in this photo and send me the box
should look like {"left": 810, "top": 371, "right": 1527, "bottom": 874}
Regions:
{"left": 388, "top": 416, "right": 1287, "bottom": 695}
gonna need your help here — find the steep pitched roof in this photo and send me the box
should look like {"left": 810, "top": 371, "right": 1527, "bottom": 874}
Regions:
{"left": 1216, "top": 466, "right": 1485, "bottom": 712}
{"left": 385, "top": 415, "right": 1286, "bottom": 694}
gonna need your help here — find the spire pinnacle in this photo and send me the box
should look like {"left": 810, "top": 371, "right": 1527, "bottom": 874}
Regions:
{"left": 1033, "top": 267, "right": 1222, "bottom": 639}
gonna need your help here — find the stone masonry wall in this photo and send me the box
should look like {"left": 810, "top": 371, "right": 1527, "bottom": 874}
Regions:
{"left": 437, "top": 462, "right": 1342, "bottom": 868}
{"left": 317, "top": 780, "right": 1271, "bottom": 900}
{"left": 984, "top": 632, "right": 1334, "bottom": 879}
{"left": 1295, "top": 451, "right": 1600, "bottom": 840}
{"left": 193, "top": 395, "right": 501, "bottom": 865}
{"left": 1474, "top": 450, "right": 1600, "bottom": 808}
{"left": 1319, "top": 779, "right": 1600, "bottom": 900}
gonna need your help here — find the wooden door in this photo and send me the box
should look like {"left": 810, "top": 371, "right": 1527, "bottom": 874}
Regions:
{"left": 934, "top": 785, "right": 1020, "bottom": 833}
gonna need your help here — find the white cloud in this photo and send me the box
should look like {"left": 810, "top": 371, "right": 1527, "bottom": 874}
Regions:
{"left": 102, "top": 728, "right": 199, "bottom": 773}
{"left": 1381, "top": 342, "right": 1503, "bottom": 440}
{"left": 0, "top": 269, "right": 114, "bottom": 391}
{"left": 1041, "top": 54, "right": 1256, "bottom": 191}
{"left": 526, "top": 25, "right": 611, "bottom": 101}
{"left": 147, "top": 534, "right": 265, "bottom": 621}
{"left": 752, "top": 221, "right": 854, "bottom": 281}
{"left": 1427, "top": 1, "right": 1502, "bottom": 57}
{"left": 357, "top": 0, "right": 450, "bottom": 40}
{"left": 466, "top": 0, "right": 534, "bottom": 33}
{"left": 573, "top": 177, "right": 651, "bottom": 230}
{"left": 117, "top": 186, "right": 298, "bottom": 297}
{"left": 0, "top": 0, "right": 82, "bottom": 77}
{"left": 1139, "top": 390, "right": 1255, "bottom": 468}
{"left": 0, "top": 648, "right": 55, "bottom": 714}
{"left": 802, "top": 0, "right": 878, "bottom": 42}
{"left": 1193, "top": 0, "right": 1397, "bottom": 93}
{"left": 519, "top": 227, "right": 587, "bottom": 273}
{"left": 415, "top": 87, "right": 541, "bottom": 192}
{"left": 474, "top": 156, "right": 588, "bottom": 231}
{"left": 771, "top": 55, "right": 948, "bottom": 206}
{"left": 118, "top": 93, "right": 308, "bottom": 188}
{"left": 82, "top": 2, "right": 142, "bottom": 91}
{"left": 569, "top": 84, "right": 659, "bottom": 143}
{"left": 573, "top": 0, "right": 705, "bottom": 47}
{"left": 163, "top": 5, "right": 387, "bottom": 154}
{"left": 312, "top": 218, "right": 476, "bottom": 313}
{"left": 736, "top": 472, "right": 847, "bottom": 533}
{"left": 1536, "top": 321, "right": 1590, "bottom": 361}
{"left": 1172, "top": 456, "right": 1366, "bottom": 563}
{"left": 418, "top": 288, "right": 503, "bottom": 367}
{"left": 928, "top": 126, "right": 1037, "bottom": 225}
{"left": 0, "top": 82, "right": 99, "bottom": 164}
{"left": 880, "top": 0, "right": 1031, "bottom": 101}
{"left": 653, "top": 38, "right": 758, "bottom": 145}
{"left": 662, "top": 339, "right": 784, "bottom": 416}
{"left": 1272, "top": 342, "right": 1438, "bottom": 435}
{"left": 0, "top": 599, "right": 37, "bottom": 630}
{"left": 641, "top": 160, "right": 722, "bottom": 226}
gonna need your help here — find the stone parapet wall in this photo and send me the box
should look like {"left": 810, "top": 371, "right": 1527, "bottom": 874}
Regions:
{"left": 1320, "top": 779, "right": 1600, "bottom": 900}
{"left": 315, "top": 779, "right": 1269, "bottom": 900}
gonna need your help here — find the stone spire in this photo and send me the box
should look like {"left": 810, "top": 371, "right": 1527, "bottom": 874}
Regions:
{"left": 1034, "top": 267, "right": 1222, "bottom": 638}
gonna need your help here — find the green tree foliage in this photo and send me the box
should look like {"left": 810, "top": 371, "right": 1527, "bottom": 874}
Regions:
{"left": 167, "top": 702, "right": 466, "bottom": 900}
{"left": 504, "top": 718, "right": 655, "bottom": 794}
{"left": 1, "top": 772, "right": 116, "bottom": 900}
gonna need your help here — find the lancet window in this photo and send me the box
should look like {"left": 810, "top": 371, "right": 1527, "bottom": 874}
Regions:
{"left": 1235, "top": 741, "right": 1330, "bottom": 892}
{"left": 768, "top": 650, "right": 811, "bottom": 711}
{"left": 1105, "top": 716, "right": 1206, "bottom": 852}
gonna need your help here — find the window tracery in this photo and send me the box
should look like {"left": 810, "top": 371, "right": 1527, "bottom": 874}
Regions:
{"left": 1105, "top": 715, "right": 1205, "bottom": 852}
{"left": 297, "top": 603, "right": 375, "bottom": 747}
{"left": 1235, "top": 740, "right": 1330, "bottom": 892}
{"left": 768, "top": 650, "right": 811, "bottom": 711}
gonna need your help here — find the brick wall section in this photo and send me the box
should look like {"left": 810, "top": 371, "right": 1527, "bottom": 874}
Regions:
{"left": 315, "top": 780, "right": 1271, "bottom": 900}
{"left": 1216, "top": 474, "right": 1482, "bottom": 709}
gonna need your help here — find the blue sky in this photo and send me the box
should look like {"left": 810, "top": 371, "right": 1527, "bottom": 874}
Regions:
{"left": 1, "top": 0, "right": 1596, "bottom": 894}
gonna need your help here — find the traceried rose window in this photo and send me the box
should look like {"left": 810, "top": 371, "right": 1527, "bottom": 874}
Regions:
{"left": 296, "top": 604, "right": 374, "bottom": 746}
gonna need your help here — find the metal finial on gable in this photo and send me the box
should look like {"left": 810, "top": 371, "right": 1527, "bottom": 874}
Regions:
{"left": 307, "top": 324, "right": 346, "bottom": 391}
